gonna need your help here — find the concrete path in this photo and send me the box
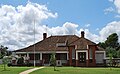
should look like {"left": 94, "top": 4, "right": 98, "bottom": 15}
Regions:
{"left": 19, "top": 67, "right": 44, "bottom": 74}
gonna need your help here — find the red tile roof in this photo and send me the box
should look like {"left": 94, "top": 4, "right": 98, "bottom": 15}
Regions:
{"left": 15, "top": 35, "right": 79, "bottom": 52}
{"left": 15, "top": 35, "right": 104, "bottom": 52}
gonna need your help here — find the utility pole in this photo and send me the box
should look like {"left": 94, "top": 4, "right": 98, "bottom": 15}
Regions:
{"left": 33, "top": 19, "right": 36, "bottom": 67}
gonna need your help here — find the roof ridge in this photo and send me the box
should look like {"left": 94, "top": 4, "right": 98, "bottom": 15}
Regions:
{"left": 68, "top": 37, "right": 96, "bottom": 46}
{"left": 50, "top": 35, "right": 77, "bottom": 37}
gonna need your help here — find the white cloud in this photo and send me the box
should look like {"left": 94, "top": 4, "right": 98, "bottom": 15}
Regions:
{"left": 85, "top": 24, "right": 91, "bottom": 27}
{"left": 108, "top": 0, "right": 114, "bottom": 2}
{"left": 79, "top": 21, "right": 120, "bottom": 43}
{"left": 114, "top": 0, "right": 120, "bottom": 14}
{"left": 0, "top": 2, "right": 57, "bottom": 51}
{"left": 105, "top": 0, "right": 120, "bottom": 17}
{"left": 99, "top": 21, "right": 120, "bottom": 42}
{"left": 115, "top": 15, "right": 120, "bottom": 18}
{"left": 76, "top": 29, "right": 100, "bottom": 43}
{"left": 47, "top": 22, "right": 78, "bottom": 35}
{"left": 96, "top": 28, "right": 99, "bottom": 31}
{"left": 104, "top": 7, "right": 114, "bottom": 14}
{"left": 80, "top": 21, "right": 120, "bottom": 43}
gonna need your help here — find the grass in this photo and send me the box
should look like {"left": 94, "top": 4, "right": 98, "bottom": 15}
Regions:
{"left": 30, "top": 67, "right": 120, "bottom": 74}
{"left": 0, "top": 64, "right": 32, "bottom": 74}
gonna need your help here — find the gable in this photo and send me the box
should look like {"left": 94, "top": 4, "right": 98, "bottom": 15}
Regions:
{"left": 69, "top": 37, "right": 96, "bottom": 49}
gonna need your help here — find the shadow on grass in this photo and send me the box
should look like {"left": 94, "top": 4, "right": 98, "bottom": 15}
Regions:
{"left": 54, "top": 69, "right": 60, "bottom": 71}
{"left": 1, "top": 69, "right": 10, "bottom": 72}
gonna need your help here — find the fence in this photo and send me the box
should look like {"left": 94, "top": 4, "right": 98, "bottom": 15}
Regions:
{"left": 104, "top": 58, "right": 120, "bottom": 67}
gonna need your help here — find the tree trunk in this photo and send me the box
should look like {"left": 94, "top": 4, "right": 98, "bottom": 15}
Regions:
{"left": 4, "top": 64, "right": 6, "bottom": 70}
{"left": 54, "top": 64, "right": 56, "bottom": 71}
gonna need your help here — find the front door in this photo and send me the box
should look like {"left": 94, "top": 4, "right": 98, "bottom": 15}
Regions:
{"left": 78, "top": 52, "right": 86, "bottom": 63}
{"left": 42, "top": 54, "right": 51, "bottom": 64}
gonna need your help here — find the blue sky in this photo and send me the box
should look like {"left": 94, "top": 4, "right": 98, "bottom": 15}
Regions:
{"left": 0, "top": 0, "right": 120, "bottom": 50}
{"left": 0, "top": 0, "right": 118, "bottom": 33}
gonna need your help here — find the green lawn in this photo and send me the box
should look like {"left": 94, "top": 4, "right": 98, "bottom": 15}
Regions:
{"left": 30, "top": 67, "right": 120, "bottom": 74}
{"left": 0, "top": 65, "right": 32, "bottom": 74}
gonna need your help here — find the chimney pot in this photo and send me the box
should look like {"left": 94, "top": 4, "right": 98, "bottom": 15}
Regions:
{"left": 43, "top": 33, "right": 47, "bottom": 39}
{"left": 81, "top": 31, "right": 85, "bottom": 38}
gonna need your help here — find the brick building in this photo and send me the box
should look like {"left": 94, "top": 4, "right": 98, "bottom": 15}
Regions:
{"left": 14, "top": 31, "right": 106, "bottom": 67}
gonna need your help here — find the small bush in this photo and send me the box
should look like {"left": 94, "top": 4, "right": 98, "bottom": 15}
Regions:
{"left": 17, "top": 57, "right": 24, "bottom": 65}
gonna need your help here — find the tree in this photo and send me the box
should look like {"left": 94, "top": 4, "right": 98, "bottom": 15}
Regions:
{"left": 2, "top": 56, "right": 11, "bottom": 70}
{"left": 98, "top": 42, "right": 106, "bottom": 49}
{"left": 0, "top": 45, "right": 8, "bottom": 59}
{"left": 98, "top": 33, "right": 120, "bottom": 57}
{"left": 117, "top": 49, "right": 120, "bottom": 58}
{"left": 105, "top": 33, "right": 119, "bottom": 50}
{"left": 0, "top": 45, "right": 11, "bottom": 70}
{"left": 109, "top": 53, "right": 113, "bottom": 70}
{"left": 50, "top": 53, "right": 56, "bottom": 71}
{"left": 106, "top": 47, "right": 117, "bottom": 58}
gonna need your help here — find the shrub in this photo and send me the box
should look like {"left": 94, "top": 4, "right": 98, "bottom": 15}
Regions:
{"left": 17, "top": 57, "right": 24, "bottom": 65}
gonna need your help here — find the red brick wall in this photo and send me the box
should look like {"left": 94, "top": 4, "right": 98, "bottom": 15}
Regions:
{"left": 68, "top": 46, "right": 75, "bottom": 66}
{"left": 87, "top": 45, "right": 96, "bottom": 67}
{"left": 75, "top": 45, "right": 97, "bottom": 67}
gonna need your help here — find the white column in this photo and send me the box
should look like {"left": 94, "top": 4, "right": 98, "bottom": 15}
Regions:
{"left": 76, "top": 52, "right": 78, "bottom": 60}
{"left": 104, "top": 51, "right": 106, "bottom": 59}
{"left": 27, "top": 53, "right": 29, "bottom": 57}
{"left": 26, "top": 53, "right": 30, "bottom": 60}
{"left": 86, "top": 51, "right": 88, "bottom": 60}
{"left": 67, "top": 53, "right": 69, "bottom": 60}
{"left": 40, "top": 53, "right": 42, "bottom": 60}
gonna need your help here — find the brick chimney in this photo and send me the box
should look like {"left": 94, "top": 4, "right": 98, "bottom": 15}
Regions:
{"left": 81, "top": 31, "right": 85, "bottom": 38}
{"left": 43, "top": 33, "right": 47, "bottom": 40}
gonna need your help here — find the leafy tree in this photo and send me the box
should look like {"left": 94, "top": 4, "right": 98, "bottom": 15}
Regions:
{"left": 109, "top": 53, "right": 113, "bottom": 70}
{"left": 98, "top": 42, "right": 106, "bottom": 49}
{"left": 0, "top": 45, "right": 8, "bottom": 59}
{"left": 105, "top": 33, "right": 119, "bottom": 50}
{"left": 117, "top": 49, "right": 120, "bottom": 58}
{"left": 50, "top": 53, "right": 56, "bottom": 71}
{"left": 2, "top": 56, "right": 11, "bottom": 70}
{"left": 106, "top": 47, "right": 117, "bottom": 58}
{"left": 98, "top": 33, "right": 120, "bottom": 57}
{"left": 0, "top": 45, "right": 11, "bottom": 70}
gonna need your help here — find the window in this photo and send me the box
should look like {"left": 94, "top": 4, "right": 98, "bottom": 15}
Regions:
{"left": 72, "top": 49, "right": 75, "bottom": 59}
{"left": 89, "top": 49, "right": 93, "bottom": 59}
{"left": 29, "top": 53, "right": 40, "bottom": 60}
{"left": 60, "top": 53, "right": 67, "bottom": 60}
{"left": 89, "top": 49, "right": 93, "bottom": 63}
{"left": 35, "top": 53, "right": 40, "bottom": 60}
{"left": 56, "top": 43, "right": 66, "bottom": 47}
{"left": 78, "top": 52, "right": 86, "bottom": 63}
